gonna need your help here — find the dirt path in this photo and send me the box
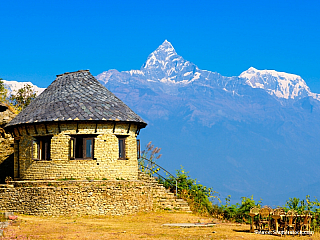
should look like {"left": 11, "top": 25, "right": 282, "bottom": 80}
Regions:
{"left": 1, "top": 212, "right": 319, "bottom": 239}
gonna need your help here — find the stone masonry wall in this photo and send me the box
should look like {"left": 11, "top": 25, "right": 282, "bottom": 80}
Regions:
{"left": 0, "top": 178, "right": 191, "bottom": 216}
{"left": 0, "top": 180, "right": 153, "bottom": 216}
{"left": 14, "top": 121, "right": 139, "bottom": 181}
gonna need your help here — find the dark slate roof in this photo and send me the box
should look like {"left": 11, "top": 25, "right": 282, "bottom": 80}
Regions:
{"left": 5, "top": 70, "right": 147, "bottom": 128}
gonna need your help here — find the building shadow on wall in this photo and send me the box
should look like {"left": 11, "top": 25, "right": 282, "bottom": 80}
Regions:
{"left": 0, "top": 154, "right": 14, "bottom": 183}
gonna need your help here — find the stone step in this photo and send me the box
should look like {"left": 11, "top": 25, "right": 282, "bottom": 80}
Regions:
{"left": 176, "top": 203, "right": 189, "bottom": 207}
{"left": 175, "top": 200, "right": 188, "bottom": 204}
{"left": 159, "top": 196, "right": 175, "bottom": 200}
{"left": 179, "top": 206, "right": 191, "bottom": 210}
{"left": 177, "top": 208, "right": 191, "bottom": 212}
{"left": 0, "top": 184, "right": 14, "bottom": 188}
{"left": 175, "top": 199, "right": 185, "bottom": 202}
{"left": 139, "top": 170, "right": 191, "bottom": 213}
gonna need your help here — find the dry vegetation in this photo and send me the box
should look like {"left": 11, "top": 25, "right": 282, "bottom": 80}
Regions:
{"left": 1, "top": 212, "right": 319, "bottom": 240}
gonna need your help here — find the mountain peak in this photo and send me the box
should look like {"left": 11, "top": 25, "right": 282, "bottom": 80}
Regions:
{"left": 141, "top": 40, "right": 178, "bottom": 71}
{"left": 138, "top": 40, "right": 200, "bottom": 85}
{"left": 247, "top": 67, "right": 258, "bottom": 73}
{"left": 160, "top": 39, "right": 174, "bottom": 48}
{"left": 155, "top": 40, "right": 176, "bottom": 55}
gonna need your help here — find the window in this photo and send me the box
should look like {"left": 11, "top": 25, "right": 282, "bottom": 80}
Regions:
{"left": 117, "top": 136, "right": 127, "bottom": 160}
{"left": 137, "top": 139, "right": 141, "bottom": 159}
{"left": 70, "top": 135, "right": 95, "bottom": 159}
{"left": 85, "top": 138, "right": 93, "bottom": 158}
{"left": 33, "top": 136, "right": 52, "bottom": 160}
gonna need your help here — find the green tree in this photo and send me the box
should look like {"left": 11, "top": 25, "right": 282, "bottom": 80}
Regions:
{"left": 9, "top": 84, "right": 36, "bottom": 112}
{"left": 0, "top": 78, "right": 8, "bottom": 103}
{"left": 216, "top": 195, "right": 262, "bottom": 223}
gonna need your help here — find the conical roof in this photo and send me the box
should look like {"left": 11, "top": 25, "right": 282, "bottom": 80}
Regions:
{"left": 5, "top": 70, "right": 146, "bottom": 128}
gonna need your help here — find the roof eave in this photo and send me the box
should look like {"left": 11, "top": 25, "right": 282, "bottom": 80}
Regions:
{"left": 4, "top": 119, "right": 147, "bottom": 133}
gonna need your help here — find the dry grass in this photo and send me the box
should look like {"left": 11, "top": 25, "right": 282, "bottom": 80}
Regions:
{"left": 1, "top": 212, "right": 319, "bottom": 239}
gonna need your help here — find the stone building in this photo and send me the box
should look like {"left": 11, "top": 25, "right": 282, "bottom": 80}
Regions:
{"left": 0, "top": 70, "right": 192, "bottom": 216}
{"left": 4, "top": 70, "right": 147, "bottom": 181}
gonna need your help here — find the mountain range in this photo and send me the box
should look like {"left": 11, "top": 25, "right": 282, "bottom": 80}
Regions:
{"left": 4, "top": 40, "right": 320, "bottom": 205}
{"left": 2, "top": 80, "right": 45, "bottom": 96}
{"left": 97, "top": 40, "right": 320, "bottom": 205}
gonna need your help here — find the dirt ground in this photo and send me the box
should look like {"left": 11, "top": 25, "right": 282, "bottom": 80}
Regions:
{"left": 1, "top": 212, "right": 319, "bottom": 239}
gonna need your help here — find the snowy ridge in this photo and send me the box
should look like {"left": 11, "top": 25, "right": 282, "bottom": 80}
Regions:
{"left": 2, "top": 80, "right": 45, "bottom": 96}
{"left": 240, "top": 67, "right": 320, "bottom": 100}
{"left": 129, "top": 70, "right": 144, "bottom": 76}
{"left": 96, "top": 40, "right": 320, "bottom": 101}
{"left": 96, "top": 40, "right": 235, "bottom": 91}
{"left": 96, "top": 69, "right": 120, "bottom": 84}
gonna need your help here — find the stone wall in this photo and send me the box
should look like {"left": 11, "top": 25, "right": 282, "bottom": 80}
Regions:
{"left": 0, "top": 180, "right": 152, "bottom": 216}
{"left": 13, "top": 121, "right": 140, "bottom": 181}
{"left": 0, "top": 104, "right": 16, "bottom": 183}
{"left": 0, "top": 178, "right": 191, "bottom": 216}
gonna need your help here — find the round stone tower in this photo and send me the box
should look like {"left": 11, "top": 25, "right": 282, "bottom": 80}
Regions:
{"left": 4, "top": 70, "right": 147, "bottom": 180}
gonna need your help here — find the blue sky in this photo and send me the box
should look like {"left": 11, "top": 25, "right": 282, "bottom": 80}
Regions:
{"left": 1, "top": 0, "right": 320, "bottom": 92}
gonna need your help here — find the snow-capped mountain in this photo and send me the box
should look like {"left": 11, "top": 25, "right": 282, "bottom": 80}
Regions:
{"left": 97, "top": 41, "right": 242, "bottom": 98}
{"left": 240, "top": 67, "right": 320, "bottom": 100}
{"left": 97, "top": 40, "right": 320, "bottom": 205}
{"left": 2, "top": 80, "right": 45, "bottom": 96}
{"left": 98, "top": 40, "right": 318, "bottom": 102}
{"left": 141, "top": 40, "right": 201, "bottom": 85}
{"left": 98, "top": 40, "right": 203, "bottom": 86}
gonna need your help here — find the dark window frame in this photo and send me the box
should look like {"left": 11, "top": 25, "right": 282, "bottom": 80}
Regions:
{"left": 83, "top": 137, "right": 94, "bottom": 159}
{"left": 117, "top": 135, "right": 128, "bottom": 160}
{"left": 137, "top": 139, "right": 141, "bottom": 159}
{"left": 70, "top": 135, "right": 96, "bottom": 160}
{"left": 33, "top": 136, "right": 52, "bottom": 161}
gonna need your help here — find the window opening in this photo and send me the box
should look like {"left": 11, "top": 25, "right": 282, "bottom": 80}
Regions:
{"left": 117, "top": 135, "right": 128, "bottom": 160}
{"left": 75, "top": 138, "right": 83, "bottom": 158}
{"left": 70, "top": 135, "right": 96, "bottom": 159}
{"left": 85, "top": 138, "right": 93, "bottom": 158}
{"left": 137, "top": 139, "right": 140, "bottom": 159}
{"left": 33, "top": 136, "right": 52, "bottom": 160}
